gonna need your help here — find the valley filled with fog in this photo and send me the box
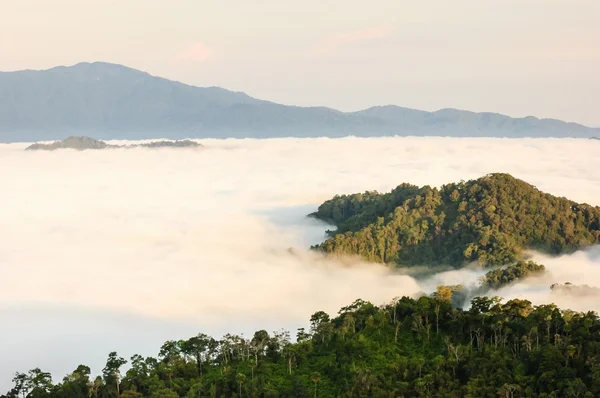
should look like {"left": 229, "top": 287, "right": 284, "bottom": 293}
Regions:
{"left": 1, "top": 136, "right": 600, "bottom": 389}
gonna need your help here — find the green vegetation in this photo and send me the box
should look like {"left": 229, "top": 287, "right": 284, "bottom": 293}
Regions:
{"left": 479, "top": 261, "right": 546, "bottom": 290}
{"left": 309, "top": 184, "right": 421, "bottom": 235}
{"left": 311, "top": 173, "right": 600, "bottom": 267}
{"left": 4, "top": 294, "right": 600, "bottom": 398}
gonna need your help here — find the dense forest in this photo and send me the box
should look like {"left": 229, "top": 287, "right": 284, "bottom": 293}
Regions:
{"left": 311, "top": 173, "right": 600, "bottom": 267}
{"left": 4, "top": 291, "right": 600, "bottom": 398}
{"left": 479, "top": 261, "right": 546, "bottom": 290}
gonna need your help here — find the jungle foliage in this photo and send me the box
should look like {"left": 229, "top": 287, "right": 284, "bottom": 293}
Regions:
{"left": 4, "top": 294, "right": 600, "bottom": 398}
{"left": 311, "top": 174, "right": 600, "bottom": 267}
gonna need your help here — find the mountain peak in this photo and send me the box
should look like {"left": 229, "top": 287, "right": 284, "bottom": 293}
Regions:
{"left": 67, "top": 61, "right": 139, "bottom": 70}
{"left": 48, "top": 61, "right": 150, "bottom": 77}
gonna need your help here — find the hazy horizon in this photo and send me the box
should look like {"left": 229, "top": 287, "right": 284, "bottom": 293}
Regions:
{"left": 1, "top": 1, "right": 598, "bottom": 126}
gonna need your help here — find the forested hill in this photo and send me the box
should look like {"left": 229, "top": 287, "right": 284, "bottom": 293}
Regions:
{"left": 3, "top": 294, "right": 600, "bottom": 397}
{"left": 310, "top": 173, "right": 600, "bottom": 267}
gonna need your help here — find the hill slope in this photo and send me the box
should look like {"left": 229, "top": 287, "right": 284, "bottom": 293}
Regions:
{"left": 1, "top": 62, "right": 599, "bottom": 142}
{"left": 311, "top": 173, "right": 600, "bottom": 267}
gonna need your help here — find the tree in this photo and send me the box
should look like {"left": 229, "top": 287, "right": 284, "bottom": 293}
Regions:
{"left": 181, "top": 334, "right": 210, "bottom": 377}
{"left": 88, "top": 377, "right": 103, "bottom": 398}
{"left": 102, "top": 352, "right": 127, "bottom": 398}
{"left": 235, "top": 373, "right": 246, "bottom": 398}
{"left": 151, "top": 389, "right": 178, "bottom": 398}
{"left": 565, "top": 378, "right": 587, "bottom": 397}
{"left": 432, "top": 285, "right": 461, "bottom": 334}
{"left": 311, "top": 373, "right": 320, "bottom": 398}
{"left": 26, "top": 368, "right": 53, "bottom": 398}
{"left": 59, "top": 365, "right": 91, "bottom": 398}
{"left": 9, "top": 373, "right": 28, "bottom": 398}
{"left": 250, "top": 330, "right": 270, "bottom": 365}
{"left": 309, "top": 311, "right": 332, "bottom": 343}
{"left": 498, "top": 384, "right": 520, "bottom": 398}
{"left": 120, "top": 392, "right": 142, "bottom": 398}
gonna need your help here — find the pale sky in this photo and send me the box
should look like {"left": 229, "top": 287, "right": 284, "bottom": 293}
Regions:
{"left": 0, "top": 0, "right": 598, "bottom": 125}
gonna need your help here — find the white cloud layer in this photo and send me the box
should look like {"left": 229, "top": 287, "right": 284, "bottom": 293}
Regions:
{"left": 1, "top": 137, "right": 600, "bottom": 389}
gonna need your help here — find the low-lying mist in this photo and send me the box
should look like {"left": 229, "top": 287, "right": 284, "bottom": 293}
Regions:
{"left": 1, "top": 137, "right": 600, "bottom": 388}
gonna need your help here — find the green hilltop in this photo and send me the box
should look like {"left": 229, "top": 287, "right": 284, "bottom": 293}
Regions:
{"left": 310, "top": 173, "right": 600, "bottom": 267}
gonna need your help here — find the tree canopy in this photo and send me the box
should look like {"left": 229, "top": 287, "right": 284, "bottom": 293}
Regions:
{"left": 479, "top": 261, "right": 546, "bottom": 290}
{"left": 311, "top": 173, "right": 600, "bottom": 267}
{"left": 3, "top": 292, "right": 600, "bottom": 398}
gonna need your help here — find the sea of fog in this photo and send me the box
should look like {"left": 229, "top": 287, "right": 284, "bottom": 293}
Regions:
{"left": 1, "top": 137, "right": 600, "bottom": 390}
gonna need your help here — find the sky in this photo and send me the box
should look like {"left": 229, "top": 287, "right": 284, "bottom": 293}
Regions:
{"left": 0, "top": 0, "right": 600, "bottom": 126}
{"left": 1, "top": 136, "right": 600, "bottom": 388}
{"left": 0, "top": 1, "right": 598, "bottom": 125}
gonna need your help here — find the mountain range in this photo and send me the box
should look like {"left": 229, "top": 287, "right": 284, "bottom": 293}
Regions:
{"left": 1, "top": 62, "right": 598, "bottom": 142}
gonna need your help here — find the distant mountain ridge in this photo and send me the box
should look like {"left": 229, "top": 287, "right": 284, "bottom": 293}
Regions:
{"left": 1, "top": 62, "right": 598, "bottom": 142}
